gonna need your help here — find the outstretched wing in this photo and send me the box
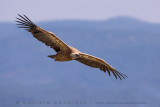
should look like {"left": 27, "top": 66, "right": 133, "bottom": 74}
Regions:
{"left": 16, "top": 14, "right": 70, "bottom": 52}
{"left": 75, "top": 53, "right": 128, "bottom": 80}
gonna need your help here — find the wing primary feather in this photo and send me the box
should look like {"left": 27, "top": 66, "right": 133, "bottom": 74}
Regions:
{"left": 112, "top": 70, "right": 122, "bottom": 80}
{"left": 115, "top": 71, "right": 128, "bottom": 79}
{"left": 111, "top": 70, "right": 117, "bottom": 79}
{"left": 17, "top": 14, "right": 36, "bottom": 27}
{"left": 115, "top": 71, "right": 125, "bottom": 79}
{"left": 16, "top": 22, "right": 30, "bottom": 25}
{"left": 23, "top": 14, "right": 35, "bottom": 24}
{"left": 16, "top": 23, "right": 29, "bottom": 26}
{"left": 17, "top": 14, "right": 30, "bottom": 23}
{"left": 18, "top": 26, "right": 30, "bottom": 28}
{"left": 18, "top": 14, "right": 32, "bottom": 24}
{"left": 15, "top": 20, "right": 30, "bottom": 25}
{"left": 16, "top": 17, "right": 28, "bottom": 23}
{"left": 106, "top": 66, "right": 111, "bottom": 76}
{"left": 16, "top": 14, "right": 36, "bottom": 30}
{"left": 102, "top": 65, "right": 106, "bottom": 73}
{"left": 23, "top": 14, "right": 32, "bottom": 22}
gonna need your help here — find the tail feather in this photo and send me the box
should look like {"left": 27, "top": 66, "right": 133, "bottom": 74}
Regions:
{"left": 48, "top": 55, "right": 55, "bottom": 59}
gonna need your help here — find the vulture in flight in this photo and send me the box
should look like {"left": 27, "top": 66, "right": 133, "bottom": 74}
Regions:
{"left": 16, "top": 14, "right": 128, "bottom": 80}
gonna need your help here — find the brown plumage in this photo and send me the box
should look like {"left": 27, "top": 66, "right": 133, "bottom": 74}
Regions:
{"left": 16, "top": 14, "right": 128, "bottom": 80}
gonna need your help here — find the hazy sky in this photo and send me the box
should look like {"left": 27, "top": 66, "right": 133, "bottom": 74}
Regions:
{"left": 1, "top": 0, "right": 160, "bottom": 23}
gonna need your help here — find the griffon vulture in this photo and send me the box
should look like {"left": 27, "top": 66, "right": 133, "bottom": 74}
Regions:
{"left": 16, "top": 14, "right": 127, "bottom": 80}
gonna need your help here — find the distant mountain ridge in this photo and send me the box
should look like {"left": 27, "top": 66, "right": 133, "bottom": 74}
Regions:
{"left": 37, "top": 16, "right": 160, "bottom": 34}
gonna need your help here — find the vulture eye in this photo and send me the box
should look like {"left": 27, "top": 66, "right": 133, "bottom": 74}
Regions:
{"left": 75, "top": 54, "right": 80, "bottom": 57}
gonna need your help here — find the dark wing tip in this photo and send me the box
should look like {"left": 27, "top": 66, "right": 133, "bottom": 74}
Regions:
{"left": 103, "top": 65, "right": 128, "bottom": 80}
{"left": 15, "top": 14, "right": 36, "bottom": 29}
{"left": 114, "top": 70, "right": 128, "bottom": 80}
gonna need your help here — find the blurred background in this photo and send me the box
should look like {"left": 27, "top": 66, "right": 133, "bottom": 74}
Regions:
{"left": 0, "top": 0, "right": 160, "bottom": 107}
